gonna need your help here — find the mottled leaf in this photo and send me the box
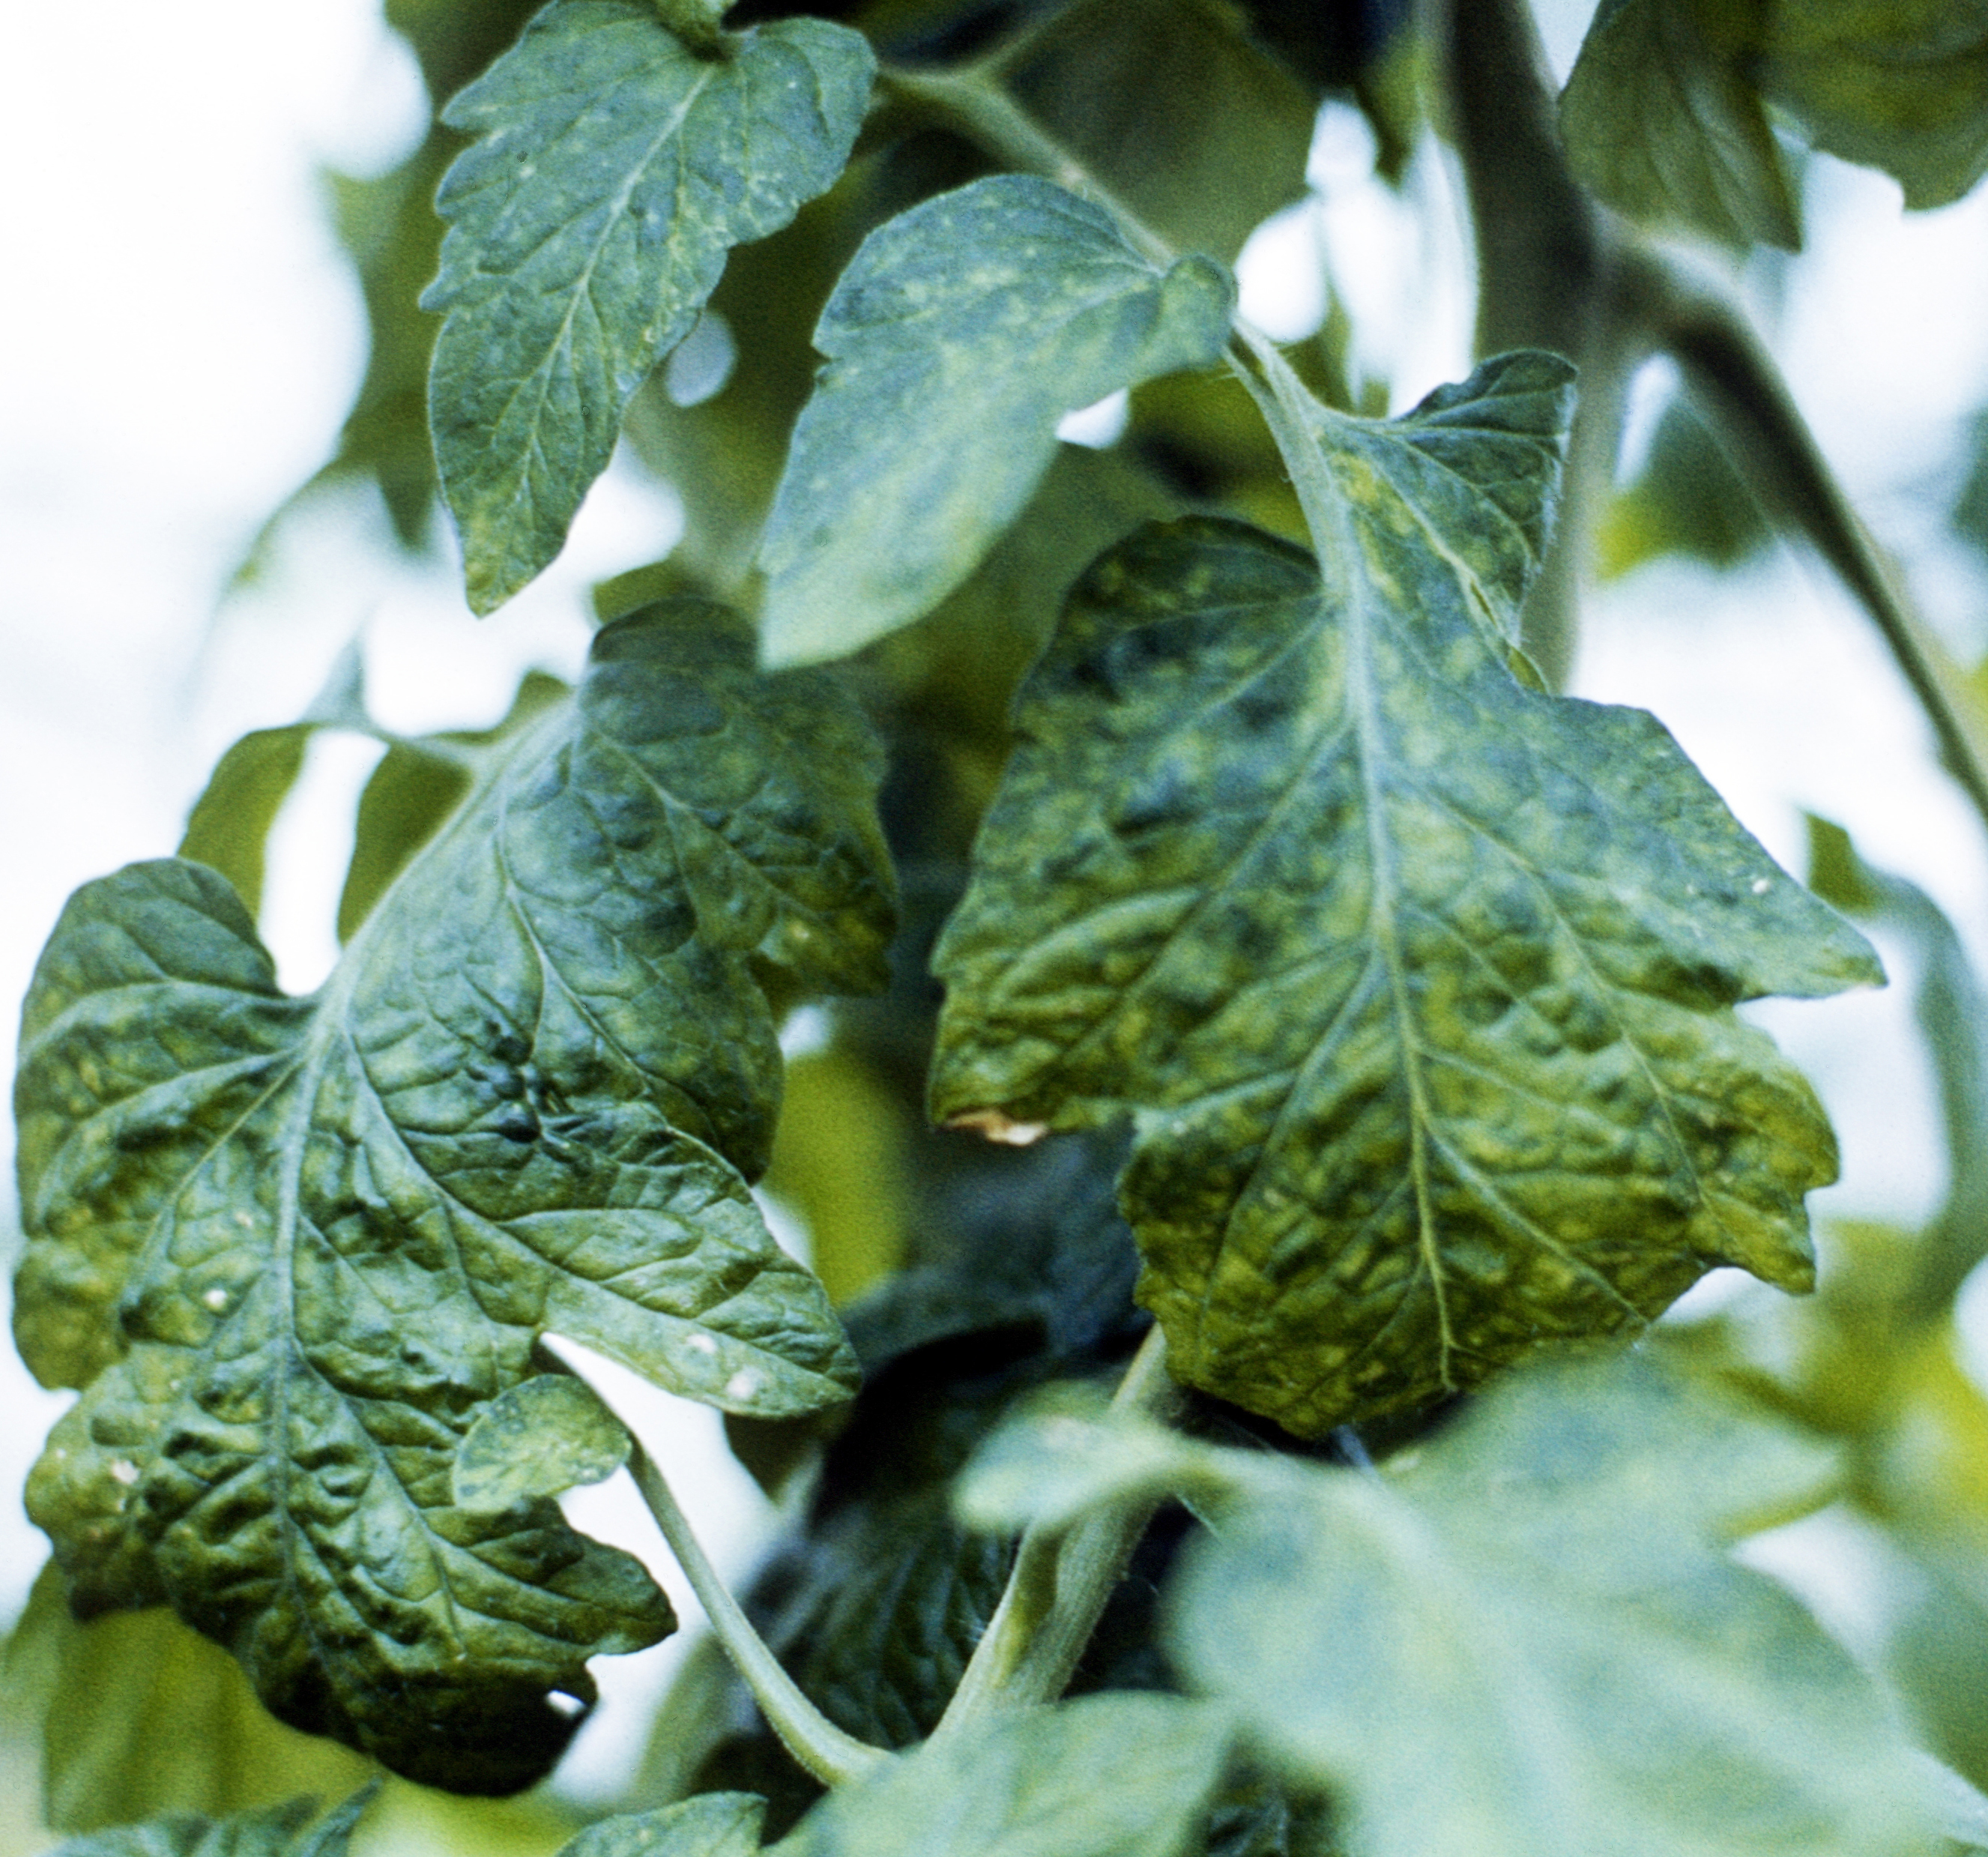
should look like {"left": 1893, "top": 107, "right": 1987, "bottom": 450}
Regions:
{"left": 1762, "top": 0, "right": 1988, "bottom": 211}
{"left": 777, "top": 1693, "right": 1233, "bottom": 1857}
{"left": 1169, "top": 1352, "right": 1931, "bottom": 1857}
{"left": 758, "top": 175, "right": 1236, "bottom": 666}
{"left": 13, "top": 602, "right": 892, "bottom": 1791}
{"left": 454, "top": 1372, "right": 631, "bottom": 1511}
{"left": 931, "top": 352, "right": 1881, "bottom": 1437}
{"left": 177, "top": 729, "right": 312, "bottom": 924}
{"left": 49, "top": 1786, "right": 376, "bottom": 1857}
{"left": 558, "top": 1792, "right": 765, "bottom": 1857}
{"left": 424, "top": 1, "right": 874, "bottom": 612}
{"left": 1559, "top": 0, "right": 1801, "bottom": 250}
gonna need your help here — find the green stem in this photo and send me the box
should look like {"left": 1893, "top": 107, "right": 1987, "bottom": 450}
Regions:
{"left": 935, "top": 1325, "right": 1183, "bottom": 1732}
{"left": 543, "top": 1341, "right": 889, "bottom": 1789}
{"left": 1631, "top": 262, "right": 1988, "bottom": 842}
{"left": 877, "top": 64, "right": 1179, "bottom": 268}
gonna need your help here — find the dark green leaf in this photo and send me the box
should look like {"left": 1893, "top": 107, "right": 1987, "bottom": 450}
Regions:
{"left": 558, "top": 1792, "right": 765, "bottom": 1857}
{"left": 424, "top": 1, "right": 875, "bottom": 612}
{"left": 3, "top": 1562, "right": 372, "bottom": 1835}
{"left": 1762, "top": 0, "right": 1988, "bottom": 211}
{"left": 995, "top": 0, "right": 1318, "bottom": 264}
{"left": 177, "top": 729, "right": 312, "bottom": 924}
{"left": 453, "top": 1373, "right": 631, "bottom": 1510}
{"left": 49, "top": 1785, "right": 376, "bottom": 1857}
{"left": 758, "top": 175, "right": 1236, "bottom": 665}
{"left": 931, "top": 352, "right": 1882, "bottom": 1437}
{"left": 1559, "top": 0, "right": 1801, "bottom": 250}
{"left": 13, "top": 603, "right": 893, "bottom": 1791}
{"left": 777, "top": 1693, "right": 1233, "bottom": 1857}
{"left": 1169, "top": 1352, "right": 1929, "bottom": 1857}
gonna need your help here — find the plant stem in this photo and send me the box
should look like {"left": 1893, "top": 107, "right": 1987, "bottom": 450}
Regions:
{"left": 1630, "top": 261, "right": 1988, "bottom": 841}
{"left": 934, "top": 1325, "right": 1184, "bottom": 1733}
{"left": 541, "top": 1339, "right": 889, "bottom": 1789}
{"left": 877, "top": 64, "right": 1179, "bottom": 268}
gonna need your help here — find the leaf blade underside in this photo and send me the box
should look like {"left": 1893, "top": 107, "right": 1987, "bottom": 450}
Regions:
{"left": 931, "top": 353, "right": 1880, "bottom": 1437}
{"left": 13, "top": 603, "right": 893, "bottom": 1792}
{"left": 757, "top": 174, "right": 1236, "bottom": 667}
{"left": 423, "top": 1, "right": 874, "bottom": 612}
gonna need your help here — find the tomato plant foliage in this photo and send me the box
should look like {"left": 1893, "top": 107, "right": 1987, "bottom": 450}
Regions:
{"left": 14, "top": 0, "right": 1988, "bottom": 1853}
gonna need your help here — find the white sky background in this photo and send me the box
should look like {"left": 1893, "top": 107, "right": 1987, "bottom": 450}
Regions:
{"left": 4, "top": 0, "right": 1988, "bottom": 1811}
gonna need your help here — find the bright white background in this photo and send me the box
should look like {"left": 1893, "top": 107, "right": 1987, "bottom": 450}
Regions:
{"left": 4, "top": 0, "right": 1988, "bottom": 1811}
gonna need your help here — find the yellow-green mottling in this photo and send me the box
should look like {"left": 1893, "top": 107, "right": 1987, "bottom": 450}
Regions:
{"left": 758, "top": 175, "right": 1235, "bottom": 666}
{"left": 931, "top": 353, "right": 1880, "bottom": 1437}
{"left": 13, "top": 603, "right": 893, "bottom": 1793}
{"left": 424, "top": 1, "right": 874, "bottom": 613}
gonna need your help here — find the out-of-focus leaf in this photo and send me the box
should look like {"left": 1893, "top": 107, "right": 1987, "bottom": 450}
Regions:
{"left": 557, "top": 1793, "right": 765, "bottom": 1857}
{"left": 1955, "top": 411, "right": 1988, "bottom": 559}
{"left": 4, "top": 1562, "right": 371, "bottom": 1835}
{"left": 1914, "top": 1753, "right": 1988, "bottom": 1852}
{"left": 931, "top": 352, "right": 1880, "bottom": 1438}
{"left": 1807, "top": 818, "right": 1988, "bottom": 1321}
{"left": 776, "top": 1693, "right": 1233, "bottom": 1857}
{"left": 453, "top": 1373, "right": 631, "bottom": 1511}
{"left": 1560, "top": 0, "right": 1801, "bottom": 250}
{"left": 995, "top": 0, "right": 1317, "bottom": 263}
{"left": 1169, "top": 1351, "right": 1927, "bottom": 1857}
{"left": 176, "top": 729, "right": 311, "bottom": 924}
{"left": 1762, "top": 0, "right": 1988, "bottom": 211}
{"left": 13, "top": 604, "right": 892, "bottom": 1792}
{"left": 424, "top": 0, "right": 874, "bottom": 612}
{"left": 48, "top": 1785, "right": 376, "bottom": 1857}
{"left": 1598, "top": 399, "right": 1771, "bottom": 576}
{"left": 758, "top": 175, "right": 1235, "bottom": 666}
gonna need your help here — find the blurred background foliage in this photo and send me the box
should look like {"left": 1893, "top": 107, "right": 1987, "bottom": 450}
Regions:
{"left": 10, "top": 0, "right": 1988, "bottom": 1850}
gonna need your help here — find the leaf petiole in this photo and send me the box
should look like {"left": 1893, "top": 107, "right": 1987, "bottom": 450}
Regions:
{"left": 934, "top": 1324, "right": 1184, "bottom": 1734}
{"left": 540, "top": 1337, "right": 891, "bottom": 1790}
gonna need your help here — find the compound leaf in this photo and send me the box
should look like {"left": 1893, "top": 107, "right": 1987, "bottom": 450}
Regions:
{"left": 49, "top": 1786, "right": 376, "bottom": 1857}
{"left": 777, "top": 1692, "right": 1233, "bottom": 1857}
{"left": 1168, "top": 1352, "right": 1933, "bottom": 1857}
{"left": 931, "top": 353, "right": 1880, "bottom": 1437}
{"left": 424, "top": 1, "right": 874, "bottom": 612}
{"left": 1559, "top": 0, "right": 1801, "bottom": 250}
{"left": 758, "top": 175, "right": 1235, "bottom": 667}
{"left": 13, "top": 601, "right": 893, "bottom": 1792}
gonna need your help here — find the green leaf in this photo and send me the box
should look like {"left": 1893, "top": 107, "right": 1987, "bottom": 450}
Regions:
{"left": 777, "top": 1693, "right": 1233, "bottom": 1857}
{"left": 453, "top": 1373, "right": 631, "bottom": 1511}
{"left": 3, "top": 1562, "right": 372, "bottom": 1835}
{"left": 13, "top": 602, "right": 893, "bottom": 1792}
{"left": 177, "top": 728, "right": 312, "bottom": 924}
{"left": 1168, "top": 1351, "right": 1932, "bottom": 1857}
{"left": 423, "top": 1, "right": 875, "bottom": 612}
{"left": 558, "top": 1793, "right": 765, "bottom": 1857}
{"left": 994, "top": 0, "right": 1319, "bottom": 264}
{"left": 930, "top": 351, "right": 1882, "bottom": 1437}
{"left": 758, "top": 175, "right": 1236, "bottom": 666}
{"left": 49, "top": 1785, "right": 377, "bottom": 1857}
{"left": 1762, "top": 0, "right": 1988, "bottom": 211}
{"left": 1559, "top": 0, "right": 1801, "bottom": 251}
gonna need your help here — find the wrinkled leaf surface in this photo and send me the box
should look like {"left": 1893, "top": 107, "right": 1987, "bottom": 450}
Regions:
{"left": 425, "top": 1, "right": 874, "bottom": 611}
{"left": 558, "top": 1792, "right": 765, "bottom": 1857}
{"left": 14, "top": 603, "right": 892, "bottom": 1790}
{"left": 758, "top": 175, "right": 1234, "bottom": 665}
{"left": 932, "top": 353, "right": 1879, "bottom": 1435}
{"left": 49, "top": 1786, "right": 375, "bottom": 1857}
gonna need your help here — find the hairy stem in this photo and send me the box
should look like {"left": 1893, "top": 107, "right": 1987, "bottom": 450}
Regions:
{"left": 935, "top": 1325, "right": 1184, "bottom": 1732}
{"left": 543, "top": 1339, "right": 889, "bottom": 1790}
